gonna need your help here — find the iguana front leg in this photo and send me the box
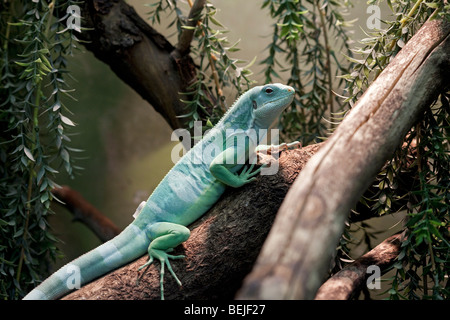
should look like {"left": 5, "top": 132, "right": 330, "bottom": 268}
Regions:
{"left": 209, "top": 146, "right": 261, "bottom": 188}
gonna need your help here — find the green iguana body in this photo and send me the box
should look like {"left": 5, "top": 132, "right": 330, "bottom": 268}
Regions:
{"left": 23, "top": 83, "right": 295, "bottom": 300}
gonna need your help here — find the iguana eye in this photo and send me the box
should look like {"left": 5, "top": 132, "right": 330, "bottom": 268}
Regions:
{"left": 265, "top": 87, "right": 273, "bottom": 94}
{"left": 252, "top": 100, "right": 257, "bottom": 109}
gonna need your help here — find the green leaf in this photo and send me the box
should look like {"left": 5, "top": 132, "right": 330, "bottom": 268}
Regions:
{"left": 60, "top": 148, "right": 70, "bottom": 163}
{"left": 341, "top": 53, "right": 366, "bottom": 65}
{"left": 424, "top": 2, "right": 439, "bottom": 9}
{"left": 13, "top": 229, "right": 24, "bottom": 238}
{"left": 52, "top": 101, "right": 61, "bottom": 112}
{"left": 40, "top": 192, "right": 49, "bottom": 203}
{"left": 39, "top": 219, "right": 47, "bottom": 230}
{"left": 14, "top": 61, "right": 31, "bottom": 67}
{"left": 60, "top": 115, "right": 75, "bottom": 126}
{"left": 209, "top": 16, "right": 224, "bottom": 28}
{"left": 24, "top": 147, "right": 35, "bottom": 162}
{"left": 37, "top": 166, "right": 45, "bottom": 184}
{"left": 406, "top": 213, "right": 423, "bottom": 227}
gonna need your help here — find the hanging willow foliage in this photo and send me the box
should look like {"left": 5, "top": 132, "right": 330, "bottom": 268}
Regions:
{"left": 147, "top": 0, "right": 255, "bottom": 129}
{"left": 261, "top": 0, "right": 354, "bottom": 145}
{"left": 0, "top": 0, "right": 81, "bottom": 299}
{"left": 341, "top": 0, "right": 449, "bottom": 299}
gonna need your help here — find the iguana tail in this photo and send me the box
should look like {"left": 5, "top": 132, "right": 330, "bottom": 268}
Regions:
{"left": 23, "top": 223, "right": 149, "bottom": 300}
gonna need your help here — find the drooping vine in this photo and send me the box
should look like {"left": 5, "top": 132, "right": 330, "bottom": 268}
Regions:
{"left": 0, "top": 0, "right": 81, "bottom": 299}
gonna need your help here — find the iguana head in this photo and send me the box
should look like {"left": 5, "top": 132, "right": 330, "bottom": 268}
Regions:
{"left": 218, "top": 83, "right": 295, "bottom": 131}
{"left": 251, "top": 83, "right": 295, "bottom": 129}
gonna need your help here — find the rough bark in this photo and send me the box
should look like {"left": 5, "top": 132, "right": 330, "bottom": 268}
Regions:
{"left": 75, "top": 0, "right": 200, "bottom": 132}
{"left": 237, "top": 19, "right": 450, "bottom": 300}
{"left": 314, "top": 233, "right": 404, "bottom": 300}
{"left": 62, "top": 144, "right": 322, "bottom": 300}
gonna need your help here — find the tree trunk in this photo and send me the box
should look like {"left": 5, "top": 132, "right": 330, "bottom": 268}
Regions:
{"left": 236, "top": 19, "right": 450, "bottom": 300}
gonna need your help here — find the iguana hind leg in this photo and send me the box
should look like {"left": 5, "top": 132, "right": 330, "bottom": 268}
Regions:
{"left": 139, "top": 222, "right": 190, "bottom": 300}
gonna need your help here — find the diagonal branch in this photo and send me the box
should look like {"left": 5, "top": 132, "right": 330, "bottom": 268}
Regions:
{"left": 72, "top": 0, "right": 200, "bottom": 131}
{"left": 237, "top": 19, "right": 450, "bottom": 300}
{"left": 175, "top": 0, "right": 207, "bottom": 57}
{"left": 314, "top": 233, "right": 404, "bottom": 300}
{"left": 52, "top": 186, "right": 120, "bottom": 242}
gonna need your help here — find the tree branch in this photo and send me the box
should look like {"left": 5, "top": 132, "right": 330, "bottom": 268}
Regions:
{"left": 52, "top": 186, "right": 120, "bottom": 242}
{"left": 314, "top": 233, "right": 404, "bottom": 300}
{"left": 75, "top": 0, "right": 199, "bottom": 131}
{"left": 61, "top": 144, "right": 322, "bottom": 299}
{"left": 175, "top": 0, "right": 207, "bottom": 57}
{"left": 236, "top": 19, "right": 450, "bottom": 300}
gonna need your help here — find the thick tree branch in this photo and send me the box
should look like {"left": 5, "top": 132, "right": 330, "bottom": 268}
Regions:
{"left": 61, "top": 144, "right": 322, "bottom": 299}
{"left": 75, "top": 0, "right": 198, "bottom": 132}
{"left": 237, "top": 19, "right": 450, "bottom": 300}
{"left": 314, "top": 233, "right": 404, "bottom": 300}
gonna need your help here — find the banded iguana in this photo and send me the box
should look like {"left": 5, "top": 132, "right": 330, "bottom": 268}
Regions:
{"left": 23, "top": 83, "right": 297, "bottom": 300}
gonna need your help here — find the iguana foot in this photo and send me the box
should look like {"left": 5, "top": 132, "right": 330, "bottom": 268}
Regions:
{"left": 138, "top": 249, "right": 184, "bottom": 300}
{"left": 238, "top": 162, "right": 262, "bottom": 184}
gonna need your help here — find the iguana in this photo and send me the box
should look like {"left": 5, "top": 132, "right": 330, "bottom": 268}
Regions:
{"left": 23, "top": 83, "right": 297, "bottom": 300}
